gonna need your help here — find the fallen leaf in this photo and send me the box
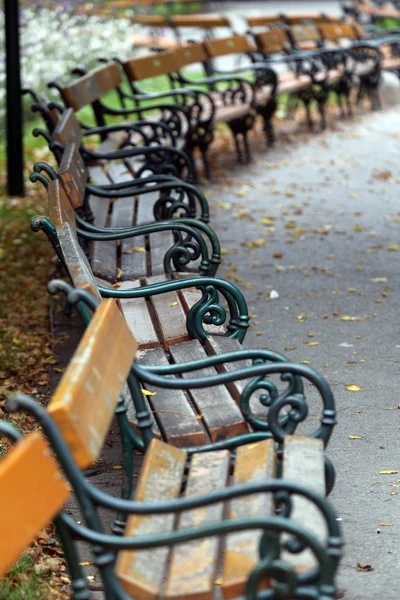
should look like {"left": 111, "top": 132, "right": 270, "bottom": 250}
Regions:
{"left": 357, "top": 563, "right": 373, "bottom": 572}
{"left": 345, "top": 384, "right": 362, "bottom": 392}
{"left": 379, "top": 470, "right": 399, "bottom": 475}
{"left": 370, "top": 277, "right": 387, "bottom": 283}
{"left": 112, "top": 466, "right": 123, "bottom": 470}
{"left": 170, "top": 301, "right": 179, "bottom": 307}
{"left": 134, "top": 247, "right": 146, "bottom": 253}
{"left": 379, "top": 523, "right": 393, "bottom": 526}
{"left": 301, "top": 360, "right": 311, "bottom": 365}
{"left": 141, "top": 389, "right": 156, "bottom": 397}
{"left": 220, "top": 248, "right": 230, "bottom": 255}
{"left": 341, "top": 316, "right": 363, "bottom": 322}
{"left": 387, "top": 245, "right": 399, "bottom": 252}
{"left": 348, "top": 435, "right": 361, "bottom": 440}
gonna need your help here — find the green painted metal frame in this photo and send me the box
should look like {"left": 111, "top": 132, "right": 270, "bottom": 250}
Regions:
{"left": 2, "top": 392, "right": 342, "bottom": 600}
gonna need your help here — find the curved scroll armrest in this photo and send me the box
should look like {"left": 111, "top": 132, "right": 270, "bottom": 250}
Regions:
{"left": 85, "top": 178, "right": 210, "bottom": 223}
{"left": 98, "top": 276, "right": 250, "bottom": 344}
{"left": 132, "top": 355, "right": 336, "bottom": 447}
{"left": 76, "top": 218, "right": 220, "bottom": 276}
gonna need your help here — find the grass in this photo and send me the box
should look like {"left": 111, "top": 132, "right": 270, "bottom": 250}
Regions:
{"left": 0, "top": 555, "right": 50, "bottom": 600}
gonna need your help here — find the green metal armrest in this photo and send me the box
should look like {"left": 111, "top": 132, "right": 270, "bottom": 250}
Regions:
{"left": 98, "top": 276, "right": 250, "bottom": 344}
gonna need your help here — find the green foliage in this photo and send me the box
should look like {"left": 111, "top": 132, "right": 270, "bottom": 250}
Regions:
{"left": 0, "top": 555, "right": 49, "bottom": 600}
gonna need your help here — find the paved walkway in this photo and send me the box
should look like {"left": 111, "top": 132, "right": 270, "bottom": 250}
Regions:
{"left": 208, "top": 95, "right": 400, "bottom": 599}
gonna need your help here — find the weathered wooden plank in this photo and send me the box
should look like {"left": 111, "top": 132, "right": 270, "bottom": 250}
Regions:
{"left": 116, "top": 439, "right": 187, "bottom": 600}
{"left": 137, "top": 347, "right": 207, "bottom": 447}
{"left": 121, "top": 237, "right": 148, "bottom": 281}
{"left": 165, "top": 450, "right": 230, "bottom": 600}
{"left": 205, "top": 336, "right": 265, "bottom": 419}
{"left": 149, "top": 230, "right": 175, "bottom": 276}
{"left": 118, "top": 280, "right": 160, "bottom": 349}
{"left": 87, "top": 166, "right": 117, "bottom": 281}
{"left": 0, "top": 432, "right": 70, "bottom": 577}
{"left": 49, "top": 299, "right": 137, "bottom": 468}
{"left": 145, "top": 275, "right": 191, "bottom": 349}
{"left": 282, "top": 436, "right": 327, "bottom": 570}
{"left": 169, "top": 340, "right": 249, "bottom": 441}
{"left": 222, "top": 440, "right": 276, "bottom": 599}
{"left": 90, "top": 238, "right": 117, "bottom": 282}
{"left": 57, "top": 222, "right": 101, "bottom": 301}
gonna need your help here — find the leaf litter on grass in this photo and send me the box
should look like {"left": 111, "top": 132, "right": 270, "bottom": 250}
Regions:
{"left": 0, "top": 170, "right": 70, "bottom": 597}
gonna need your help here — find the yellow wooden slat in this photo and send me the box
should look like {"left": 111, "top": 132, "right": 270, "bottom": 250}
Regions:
{"left": 165, "top": 450, "right": 230, "bottom": 600}
{"left": 116, "top": 439, "right": 187, "bottom": 600}
{"left": 0, "top": 432, "right": 70, "bottom": 576}
{"left": 222, "top": 440, "right": 276, "bottom": 599}
{"left": 49, "top": 299, "right": 137, "bottom": 468}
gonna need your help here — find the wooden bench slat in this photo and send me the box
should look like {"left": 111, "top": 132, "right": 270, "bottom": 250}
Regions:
{"left": 145, "top": 275, "right": 191, "bottom": 349}
{"left": 165, "top": 450, "right": 230, "bottom": 600}
{"left": 222, "top": 440, "right": 276, "bottom": 598}
{"left": 282, "top": 436, "right": 326, "bottom": 570}
{"left": 87, "top": 166, "right": 118, "bottom": 281}
{"left": 136, "top": 348, "right": 207, "bottom": 447}
{"left": 58, "top": 222, "right": 101, "bottom": 301}
{"left": 0, "top": 432, "right": 70, "bottom": 577}
{"left": 149, "top": 231, "right": 175, "bottom": 276}
{"left": 118, "top": 280, "right": 160, "bottom": 349}
{"left": 49, "top": 299, "right": 137, "bottom": 468}
{"left": 169, "top": 340, "right": 249, "bottom": 441}
{"left": 205, "top": 336, "right": 266, "bottom": 419}
{"left": 116, "top": 439, "right": 187, "bottom": 600}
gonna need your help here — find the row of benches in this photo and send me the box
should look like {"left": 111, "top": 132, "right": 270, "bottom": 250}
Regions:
{"left": 1, "top": 47, "right": 344, "bottom": 595}
{"left": 25, "top": 24, "right": 395, "bottom": 180}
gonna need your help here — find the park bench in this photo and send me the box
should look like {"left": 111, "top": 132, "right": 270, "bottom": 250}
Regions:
{"left": 48, "top": 61, "right": 218, "bottom": 180}
{"left": 122, "top": 36, "right": 265, "bottom": 164}
{"left": 32, "top": 150, "right": 337, "bottom": 457}
{"left": 246, "top": 13, "right": 338, "bottom": 33}
{"left": 319, "top": 21, "right": 400, "bottom": 80}
{"left": 33, "top": 105, "right": 210, "bottom": 227}
{"left": 25, "top": 87, "right": 200, "bottom": 188}
{"left": 253, "top": 27, "right": 381, "bottom": 118}
{"left": 1, "top": 285, "right": 342, "bottom": 599}
{"left": 32, "top": 144, "right": 219, "bottom": 286}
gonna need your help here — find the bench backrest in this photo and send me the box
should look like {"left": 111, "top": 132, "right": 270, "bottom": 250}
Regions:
{"left": 204, "top": 35, "right": 256, "bottom": 58}
{"left": 133, "top": 14, "right": 167, "bottom": 27}
{"left": 52, "top": 107, "right": 83, "bottom": 147}
{"left": 173, "top": 42, "right": 209, "bottom": 69}
{"left": 58, "top": 140, "right": 88, "bottom": 208}
{"left": 124, "top": 51, "right": 179, "bottom": 82}
{"left": 285, "top": 13, "right": 338, "bottom": 25}
{"left": 62, "top": 62, "right": 122, "bottom": 111}
{"left": 170, "top": 14, "right": 230, "bottom": 29}
{"left": 289, "top": 23, "right": 322, "bottom": 46}
{"left": 246, "top": 15, "right": 281, "bottom": 28}
{"left": 318, "top": 22, "right": 357, "bottom": 41}
{"left": 48, "top": 178, "right": 101, "bottom": 301}
{"left": 255, "top": 29, "right": 291, "bottom": 55}
{"left": 48, "top": 298, "right": 137, "bottom": 468}
{"left": 0, "top": 431, "right": 70, "bottom": 576}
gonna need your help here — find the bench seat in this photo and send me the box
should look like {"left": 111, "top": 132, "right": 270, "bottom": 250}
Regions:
{"left": 116, "top": 436, "right": 326, "bottom": 600}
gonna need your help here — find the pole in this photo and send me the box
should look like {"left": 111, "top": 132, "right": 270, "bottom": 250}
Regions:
{"left": 5, "top": 0, "right": 24, "bottom": 197}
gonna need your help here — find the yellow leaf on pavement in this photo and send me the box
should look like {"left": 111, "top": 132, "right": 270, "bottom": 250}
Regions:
{"left": 345, "top": 384, "right": 362, "bottom": 392}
